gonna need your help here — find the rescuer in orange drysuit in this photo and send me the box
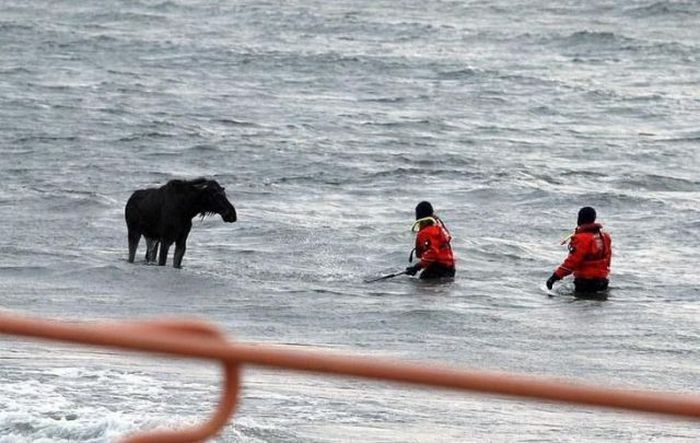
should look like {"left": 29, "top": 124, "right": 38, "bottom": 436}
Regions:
{"left": 405, "top": 201, "right": 456, "bottom": 280}
{"left": 546, "top": 207, "right": 612, "bottom": 294}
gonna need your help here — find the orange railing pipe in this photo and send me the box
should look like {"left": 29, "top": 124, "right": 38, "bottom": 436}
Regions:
{"left": 1, "top": 312, "right": 699, "bottom": 442}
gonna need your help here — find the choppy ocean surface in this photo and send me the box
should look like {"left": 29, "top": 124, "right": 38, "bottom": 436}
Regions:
{"left": 1, "top": 0, "right": 699, "bottom": 441}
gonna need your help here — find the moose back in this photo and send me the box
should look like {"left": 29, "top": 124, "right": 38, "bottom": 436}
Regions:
{"left": 125, "top": 178, "right": 237, "bottom": 268}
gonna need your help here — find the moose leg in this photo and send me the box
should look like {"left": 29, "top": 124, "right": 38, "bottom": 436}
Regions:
{"left": 158, "top": 241, "right": 172, "bottom": 266}
{"left": 145, "top": 238, "right": 159, "bottom": 263}
{"left": 128, "top": 230, "right": 141, "bottom": 263}
{"left": 173, "top": 227, "right": 191, "bottom": 269}
{"left": 173, "top": 241, "right": 186, "bottom": 269}
{"left": 150, "top": 241, "right": 160, "bottom": 262}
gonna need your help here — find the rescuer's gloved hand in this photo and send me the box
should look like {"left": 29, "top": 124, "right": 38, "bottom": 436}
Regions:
{"left": 405, "top": 264, "right": 422, "bottom": 276}
{"left": 546, "top": 273, "right": 561, "bottom": 290}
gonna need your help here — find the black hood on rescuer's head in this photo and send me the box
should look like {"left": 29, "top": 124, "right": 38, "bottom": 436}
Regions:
{"left": 415, "top": 201, "right": 434, "bottom": 220}
{"left": 577, "top": 206, "right": 597, "bottom": 226}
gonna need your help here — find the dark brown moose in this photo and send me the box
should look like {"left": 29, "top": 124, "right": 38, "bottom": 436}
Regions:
{"left": 125, "top": 178, "right": 237, "bottom": 268}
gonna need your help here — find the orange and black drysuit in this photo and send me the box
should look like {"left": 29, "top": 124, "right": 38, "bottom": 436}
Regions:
{"left": 410, "top": 217, "right": 455, "bottom": 279}
{"left": 552, "top": 223, "right": 612, "bottom": 292}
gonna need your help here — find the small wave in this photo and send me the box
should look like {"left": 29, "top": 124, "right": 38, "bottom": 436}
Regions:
{"left": 358, "top": 96, "right": 408, "bottom": 104}
{"left": 361, "top": 167, "right": 459, "bottom": 181}
{"left": 0, "top": 265, "right": 51, "bottom": 275}
{"left": 390, "top": 152, "right": 476, "bottom": 169}
{"left": 148, "top": 0, "right": 181, "bottom": 11}
{"left": 265, "top": 172, "right": 343, "bottom": 186}
{"left": 560, "top": 30, "right": 638, "bottom": 49}
{"left": 437, "top": 67, "right": 478, "bottom": 80}
{"left": 400, "top": 308, "right": 459, "bottom": 321}
{"left": 81, "top": 11, "right": 168, "bottom": 24}
{"left": 0, "top": 66, "right": 32, "bottom": 75}
{"left": 83, "top": 34, "right": 120, "bottom": 44}
{"left": 622, "top": 93, "right": 665, "bottom": 103}
{"left": 576, "top": 190, "right": 670, "bottom": 207}
{"left": 213, "top": 118, "right": 258, "bottom": 127}
{"left": 51, "top": 186, "right": 116, "bottom": 202}
{"left": 471, "top": 239, "right": 541, "bottom": 262}
{"left": 664, "top": 136, "right": 700, "bottom": 143}
{"left": 0, "top": 150, "right": 34, "bottom": 158}
{"left": 235, "top": 423, "right": 304, "bottom": 443}
{"left": 118, "top": 132, "right": 174, "bottom": 142}
{"left": 360, "top": 119, "right": 432, "bottom": 128}
{"left": 56, "top": 264, "right": 126, "bottom": 277}
{"left": 12, "top": 135, "right": 78, "bottom": 143}
{"left": 551, "top": 29, "right": 696, "bottom": 58}
{"left": 0, "top": 22, "right": 34, "bottom": 32}
{"left": 626, "top": 1, "right": 698, "bottom": 17}
{"left": 613, "top": 174, "right": 699, "bottom": 192}
{"left": 0, "top": 369, "right": 176, "bottom": 442}
{"left": 185, "top": 144, "right": 220, "bottom": 152}
{"left": 104, "top": 69, "right": 143, "bottom": 79}
{"left": 560, "top": 170, "right": 611, "bottom": 179}
{"left": 567, "top": 30, "right": 623, "bottom": 42}
{"left": 657, "top": 130, "right": 700, "bottom": 143}
{"left": 539, "top": 29, "right": 674, "bottom": 58}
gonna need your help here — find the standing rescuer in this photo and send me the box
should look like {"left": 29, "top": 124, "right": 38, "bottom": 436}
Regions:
{"left": 547, "top": 206, "right": 612, "bottom": 294}
{"left": 406, "top": 201, "right": 456, "bottom": 279}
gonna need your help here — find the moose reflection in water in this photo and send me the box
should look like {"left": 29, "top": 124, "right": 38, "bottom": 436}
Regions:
{"left": 125, "top": 178, "right": 237, "bottom": 268}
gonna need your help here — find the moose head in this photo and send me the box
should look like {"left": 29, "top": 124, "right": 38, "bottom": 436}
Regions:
{"left": 194, "top": 179, "right": 237, "bottom": 223}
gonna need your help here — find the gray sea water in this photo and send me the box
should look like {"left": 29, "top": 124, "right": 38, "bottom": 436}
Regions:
{"left": 1, "top": 0, "right": 699, "bottom": 441}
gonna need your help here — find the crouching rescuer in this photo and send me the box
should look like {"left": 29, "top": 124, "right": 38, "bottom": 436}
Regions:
{"left": 406, "top": 201, "right": 456, "bottom": 280}
{"left": 546, "top": 206, "right": 612, "bottom": 295}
